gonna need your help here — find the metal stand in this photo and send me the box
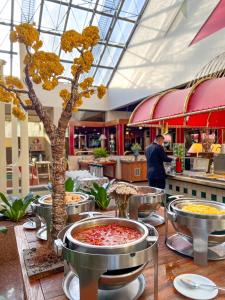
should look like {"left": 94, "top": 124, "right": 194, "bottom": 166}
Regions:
{"left": 56, "top": 225, "right": 159, "bottom": 300}
{"left": 139, "top": 213, "right": 164, "bottom": 227}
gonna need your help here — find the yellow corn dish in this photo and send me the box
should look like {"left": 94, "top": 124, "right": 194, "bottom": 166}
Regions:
{"left": 182, "top": 204, "right": 225, "bottom": 215}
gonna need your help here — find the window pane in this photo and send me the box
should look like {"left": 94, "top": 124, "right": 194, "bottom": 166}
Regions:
{"left": 39, "top": 32, "right": 61, "bottom": 53}
{"left": 67, "top": 8, "right": 92, "bottom": 33}
{"left": 94, "top": 68, "right": 113, "bottom": 86}
{"left": 97, "top": 0, "right": 119, "bottom": 14}
{"left": 40, "top": 1, "right": 68, "bottom": 32}
{"left": 120, "top": 0, "right": 146, "bottom": 20}
{"left": 100, "top": 46, "right": 123, "bottom": 67}
{"left": 110, "top": 20, "right": 134, "bottom": 44}
{"left": 0, "top": 25, "right": 10, "bottom": 51}
{"left": 0, "top": 0, "right": 11, "bottom": 22}
{"left": 92, "top": 14, "right": 112, "bottom": 40}
{"left": 72, "top": 0, "right": 96, "bottom": 10}
{"left": 60, "top": 48, "right": 79, "bottom": 61}
{"left": 92, "top": 44, "right": 105, "bottom": 64}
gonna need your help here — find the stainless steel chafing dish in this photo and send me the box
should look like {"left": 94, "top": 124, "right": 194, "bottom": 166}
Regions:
{"left": 31, "top": 192, "right": 95, "bottom": 241}
{"left": 129, "top": 186, "right": 166, "bottom": 226}
{"left": 165, "top": 197, "right": 225, "bottom": 266}
{"left": 54, "top": 217, "right": 158, "bottom": 300}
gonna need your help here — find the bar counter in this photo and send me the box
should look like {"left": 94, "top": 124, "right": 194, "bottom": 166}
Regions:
{"left": 166, "top": 171, "right": 225, "bottom": 203}
{"left": 15, "top": 209, "right": 225, "bottom": 300}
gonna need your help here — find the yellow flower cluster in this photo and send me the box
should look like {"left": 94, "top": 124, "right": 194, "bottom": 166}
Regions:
{"left": 28, "top": 51, "right": 64, "bottom": 90}
{"left": 72, "top": 51, "right": 93, "bottom": 74}
{"left": 72, "top": 95, "right": 83, "bottom": 112}
{"left": 61, "top": 26, "right": 100, "bottom": 53}
{"left": 12, "top": 106, "right": 26, "bottom": 121}
{"left": 79, "top": 77, "right": 93, "bottom": 90}
{"left": 61, "top": 30, "right": 83, "bottom": 52}
{"left": 59, "top": 89, "right": 71, "bottom": 109}
{"left": 0, "top": 87, "right": 13, "bottom": 103}
{"left": 5, "top": 76, "right": 24, "bottom": 89}
{"left": 97, "top": 84, "right": 106, "bottom": 99}
{"left": 82, "top": 26, "right": 100, "bottom": 49}
{"left": 10, "top": 23, "right": 42, "bottom": 51}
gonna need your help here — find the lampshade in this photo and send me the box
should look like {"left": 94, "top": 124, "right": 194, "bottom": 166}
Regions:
{"left": 188, "top": 143, "right": 221, "bottom": 154}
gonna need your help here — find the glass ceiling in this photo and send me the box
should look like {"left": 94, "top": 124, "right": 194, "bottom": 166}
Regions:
{"left": 0, "top": 0, "right": 149, "bottom": 86}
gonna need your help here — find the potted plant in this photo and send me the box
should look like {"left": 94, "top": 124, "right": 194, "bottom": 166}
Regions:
{"left": 93, "top": 147, "right": 108, "bottom": 160}
{"left": 0, "top": 23, "right": 106, "bottom": 242}
{"left": 131, "top": 143, "right": 142, "bottom": 160}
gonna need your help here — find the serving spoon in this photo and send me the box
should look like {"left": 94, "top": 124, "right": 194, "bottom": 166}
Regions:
{"left": 180, "top": 278, "right": 225, "bottom": 291}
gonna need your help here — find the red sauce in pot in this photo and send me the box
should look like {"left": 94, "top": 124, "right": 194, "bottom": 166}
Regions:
{"left": 73, "top": 223, "right": 142, "bottom": 246}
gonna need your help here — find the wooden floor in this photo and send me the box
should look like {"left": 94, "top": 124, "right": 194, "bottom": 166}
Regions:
{"left": 15, "top": 209, "right": 225, "bottom": 300}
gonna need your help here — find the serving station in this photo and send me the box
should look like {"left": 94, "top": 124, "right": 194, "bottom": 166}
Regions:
{"left": 166, "top": 198, "right": 225, "bottom": 266}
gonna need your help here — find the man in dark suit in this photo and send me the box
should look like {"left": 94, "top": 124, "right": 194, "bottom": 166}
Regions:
{"left": 145, "top": 134, "right": 172, "bottom": 189}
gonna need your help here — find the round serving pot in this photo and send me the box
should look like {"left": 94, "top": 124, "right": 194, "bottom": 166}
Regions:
{"left": 168, "top": 199, "right": 225, "bottom": 245}
{"left": 65, "top": 217, "right": 150, "bottom": 254}
{"left": 130, "top": 186, "right": 165, "bottom": 218}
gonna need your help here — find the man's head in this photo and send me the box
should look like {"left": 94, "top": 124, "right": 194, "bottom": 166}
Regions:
{"left": 155, "top": 134, "right": 165, "bottom": 146}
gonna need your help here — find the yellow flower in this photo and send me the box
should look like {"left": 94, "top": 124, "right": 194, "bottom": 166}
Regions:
{"left": 61, "top": 30, "right": 83, "bottom": 52}
{"left": 12, "top": 106, "right": 26, "bottom": 120}
{"left": 10, "top": 23, "right": 40, "bottom": 49}
{"left": 5, "top": 76, "right": 24, "bottom": 89}
{"left": 81, "top": 91, "right": 91, "bottom": 99}
{"left": 71, "top": 64, "right": 79, "bottom": 77}
{"left": 79, "top": 77, "right": 93, "bottom": 90}
{"left": 33, "top": 40, "right": 43, "bottom": 51}
{"left": 74, "top": 51, "right": 93, "bottom": 73}
{"left": 97, "top": 84, "right": 106, "bottom": 99}
{"left": 59, "top": 89, "right": 71, "bottom": 102}
{"left": 28, "top": 51, "right": 64, "bottom": 89}
{"left": 0, "top": 87, "right": 13, "bottom": 103}
{"left": 24, "top": 99, "right": 32, "bottom": 105}
{"left": 82, "top": 26, "right": 100, "bottom": 48}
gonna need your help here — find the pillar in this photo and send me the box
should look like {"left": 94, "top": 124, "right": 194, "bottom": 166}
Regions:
{"left": 176, "top": 128, "right": 184, "bottom": 143}
{"left": 19, "top": 44, "right": 29, "bottom": 196}
{"left": 217, "top": 129, "right": 225, "bottom": 144}
{"left": 116, "top": 124, "right": 124, "bottom": 155}
{"left": 69, "top": 125, "right": 75, "bottom": 155}
{"left": 0, "top": 59, "right": 6, "bottom": 194}
{"left": 11, "top": 115, "right": 19, "bottom": 195}
{"left": 149, "top": 128, "right": 157, "bottom": 143}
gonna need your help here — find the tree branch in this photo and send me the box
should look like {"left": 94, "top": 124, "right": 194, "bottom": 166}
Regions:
{"left": 0, "top": 83, "right": 29, "bottom": 94}
{"left": 15, "top": 93, "right": 34, "bottom": 111}
{"left": 57, "top": 76, "right": 73, "bottom": 83}
{"left": 24, "top": 65, "right": 57, "bottom": 141}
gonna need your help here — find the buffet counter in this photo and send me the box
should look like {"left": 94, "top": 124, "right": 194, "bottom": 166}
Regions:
{"left": 15, "top": 208, "right": 225, "bottom": 300}
{"left": 166, "top": 171, "right": 225, "bottom": 202}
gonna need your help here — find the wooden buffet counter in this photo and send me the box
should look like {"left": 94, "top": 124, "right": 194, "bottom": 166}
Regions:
{"left": 15, "top": 208, "right": 225, "bottom": 300}
{"left": 120, "top": 160, "right": 147, "bottom": 182}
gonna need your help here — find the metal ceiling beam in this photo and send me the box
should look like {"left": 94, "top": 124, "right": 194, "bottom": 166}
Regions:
{"left": 92, "top": 0, "right": 126, "bottom": 79}
{"left": 10, "top": 0, "right": 14, "bottom": 75}
{"left": 107, "top": 0, "right": 150, "bottom": 87}
{"left": 45, "top": 0, "right": 136, "bottom": 23}
{"left": 38, "top": 0, "right": 45, "bottom": 31}
{"left": 0, "top": 49, "right": 17, "bottom": 55}
{"left": 88, "top": 0, "right": 100, "bottom": 26}
{"left": 58, "top": 0, "right": 73, "bottom": 57}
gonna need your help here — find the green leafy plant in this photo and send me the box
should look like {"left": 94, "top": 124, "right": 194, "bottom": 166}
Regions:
{"left": 0, "top": 192, "right": 37, "bottom": 222}
{"left": 47, "top": 177, "right": 75, "bottom": 192}
{"left": 81, "top": 182, "right": 110, "bottom": 210}
{"left": 93, "top": 147, "right": 108, "bottom": 159}
{"left": 131, "top": 143, "right": 142, "bottom": 153}
{"left": 0, "top": 226, "right": 7, "bottom": 234}
{"left": 64, "top": 177, "right": 75, "bottom": 192}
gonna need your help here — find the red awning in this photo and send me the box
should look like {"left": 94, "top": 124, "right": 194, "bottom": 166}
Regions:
{"left": 128, "top": 77, "right": 225, "bottom": 128}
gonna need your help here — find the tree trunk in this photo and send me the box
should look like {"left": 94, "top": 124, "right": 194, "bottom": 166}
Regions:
{"left": 51, "top": 135, "right": 67, "bottom": 241}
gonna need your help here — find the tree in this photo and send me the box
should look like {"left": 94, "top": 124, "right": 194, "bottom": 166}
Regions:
{"left": 0, "top": 23, "right": 106, "bottom": 240}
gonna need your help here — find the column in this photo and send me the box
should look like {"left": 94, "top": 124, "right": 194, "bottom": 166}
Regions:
{"left": 69, "top": 125, "right": 75, "bottom": 155}
{"left": 176, "top": 128, "right": 184, "bottom": 143}
{"left": 149, "top": 128, "right": 157, "bottom": 143}
{"left": 11, "top": 115, "right": 19, "bottom": 195}
{"left": 19, "top": 44, "right": 29, "bottom": 196}
{"left": 0, "top": 59, "right": 6, "bottom": 194}
{"left": 116, "top": 124, "right": 124, "bottom": 155}
{"left": 217, "top": 129, "right": 225, "bottom": 144}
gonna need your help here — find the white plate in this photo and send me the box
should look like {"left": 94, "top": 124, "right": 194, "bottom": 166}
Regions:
{"left": 173, "top": 274, "right": 218, "bottom": 300}
{"left": 23, "top": 220, "right": 37, "bottom": 229}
